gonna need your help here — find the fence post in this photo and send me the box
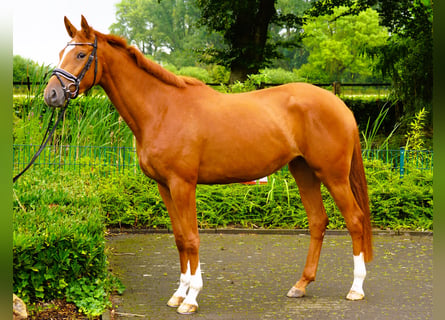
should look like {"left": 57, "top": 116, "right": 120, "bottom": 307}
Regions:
{"left": 333, "top": 81, "right": 341, "bottom": 95}
{"left": 399, "top": 147, "right": 405, "bottom": 178}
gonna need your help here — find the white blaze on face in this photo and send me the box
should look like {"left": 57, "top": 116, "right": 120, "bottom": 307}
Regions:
{"left": 57, "top": 42, "right": 75, "bottom": 68}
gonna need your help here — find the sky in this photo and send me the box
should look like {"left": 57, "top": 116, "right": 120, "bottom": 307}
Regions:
{"left": 13, "top": 0, "right": 121, "bottom": 67}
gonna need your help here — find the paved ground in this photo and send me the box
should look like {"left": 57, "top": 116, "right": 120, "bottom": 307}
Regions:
{"left": 104, "top": 231, "right": 432, "bottom": 320}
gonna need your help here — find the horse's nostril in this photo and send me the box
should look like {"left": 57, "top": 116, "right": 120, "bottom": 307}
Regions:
{"left": 44, "top": 86, "right": 64, "bottom": 107}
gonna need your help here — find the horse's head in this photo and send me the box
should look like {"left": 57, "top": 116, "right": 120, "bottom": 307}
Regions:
{"left": 44, "top": 16, "right": 101, "bottom": 107}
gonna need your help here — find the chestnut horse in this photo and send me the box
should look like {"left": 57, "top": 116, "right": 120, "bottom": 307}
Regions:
{"left": 44, "top": 16, "right": 372, "bottom": 315}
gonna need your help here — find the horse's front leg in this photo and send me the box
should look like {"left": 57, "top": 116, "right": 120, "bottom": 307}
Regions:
{"left": 158, "top": 181, "right": 202, "bottom": 314}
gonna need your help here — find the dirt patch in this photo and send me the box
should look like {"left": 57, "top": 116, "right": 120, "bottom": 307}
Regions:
{"left": 27, "top": 299, "right": 99, "bottom": 320}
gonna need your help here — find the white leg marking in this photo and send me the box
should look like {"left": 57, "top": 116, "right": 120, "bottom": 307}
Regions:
{"left": 182, "top": 261, "right": 203, "bottom": 307}
{"left": 175, "top": 262, "right": 191, "bottom": 298}
{"left": 167, "top": 262, "right": 190, "bottom": 307}
{"left": 347, "top": 252, "right": 366, "bottom": 300}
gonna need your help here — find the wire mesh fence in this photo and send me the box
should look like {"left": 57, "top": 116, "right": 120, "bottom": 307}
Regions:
{"left": 13, "top": 144, "right": 140, "bottom": 176}
{"left": 362, "top": 148, "right": 433, "bottom": 177}
{"left": 13, "top": 144, "right": 432, "bottom": 178}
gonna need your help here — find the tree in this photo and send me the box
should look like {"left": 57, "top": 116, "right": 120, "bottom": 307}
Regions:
{"left": 13, "top": 55, "right": 38, "bottom": 83}
{"left": 299, "top": 6, "right": 388, "bottom": 83}
{"left": 196, "top": 0, "right": 306, "bottom": 83}
{"left": 307, "top": 0, "right": 433, "bottom": 116}
{"left": 269, "top": 0, "right": 314, "bottom": 70}
{"left": 110, "top": 0, "right": 208, "bottom": 66}
{"left": 372, "top": 0, "right": 433, "bottom": 117}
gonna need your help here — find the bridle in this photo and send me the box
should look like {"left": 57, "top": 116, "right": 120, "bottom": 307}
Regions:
{"left": 52, "top": 36, "right": 98, "bottom": 103}
{"left": 13, "top": 36, "right": 98, "bottom": 183}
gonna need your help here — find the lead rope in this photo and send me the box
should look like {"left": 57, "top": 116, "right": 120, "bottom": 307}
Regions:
{"left": 14, "top": 36, "right": 98, "bottom": 183}
{"left": 13, "top": 105, "right": 68, "bottom": 183}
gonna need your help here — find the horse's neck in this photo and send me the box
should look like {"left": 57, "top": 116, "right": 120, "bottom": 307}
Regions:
{"left": 98, "top": 47, "right": 171, "bottom": 142}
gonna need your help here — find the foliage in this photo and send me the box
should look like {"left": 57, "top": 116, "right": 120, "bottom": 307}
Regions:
{"left": 98, "top": 174, "right": 170, "bottom": 229}
{"left": 14, "top": 160, "right": 433, "bottom": 233}
{"left": 307, "top": 0, "right": 433, "bottom": 119}
{"left": 299, "top": 6, "right": 388, "bottom": 83}
{"left": 13, "top": 55, "right": 40, "bottom": 83}
{"left": 176, "top": 66, "right": 213, "bottom": 83}
{"left": 365, "top": 159, "right": 432, "bottom": 231}
{"left": 196, "top": 0, "right": 311, "bottom": 82}
{"left": 13, "top": 171, "right": 124, "bottom": 317}
{"left": 13, "top": 66, "right": 134, "bottom": 147}
{"left": 256, "top": 67, "right": 302, "bottom": 84}
{"left": 110, "top": 0, "right": 211, "bottom": 67}
{"left": 405, "top": 107, "right": 428, "bottom": 151}
{"left": 361, "top": 102, "right": 400, "bottom": 150}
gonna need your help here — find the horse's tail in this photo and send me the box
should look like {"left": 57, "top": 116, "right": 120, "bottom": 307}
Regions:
{"left": 349, "top": 134, "right": 373, "bottom": 262}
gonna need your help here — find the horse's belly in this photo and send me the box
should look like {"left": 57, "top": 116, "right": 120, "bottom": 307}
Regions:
{"left": 197, "top": 142, "right": 297, "bottom": 184}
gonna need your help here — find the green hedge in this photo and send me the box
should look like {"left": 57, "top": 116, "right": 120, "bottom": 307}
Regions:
{"left": 98, "top": 160, "right": 432, "bottom": 231}
{"left": 13, "top": 171, "right": 123, "bottom": 317}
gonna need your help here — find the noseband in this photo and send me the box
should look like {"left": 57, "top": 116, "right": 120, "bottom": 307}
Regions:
{"left": 52, "top": 36, "right": 98, "bottom": 102}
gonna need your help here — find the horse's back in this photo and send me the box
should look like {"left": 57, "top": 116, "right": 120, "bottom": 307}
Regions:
{"left": 194, "top": 82, "right": 357, "bottom": 184}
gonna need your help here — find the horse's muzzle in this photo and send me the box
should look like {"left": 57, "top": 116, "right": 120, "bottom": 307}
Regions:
{"left": 44, "top": 80, "right": 67, "bottom": 108}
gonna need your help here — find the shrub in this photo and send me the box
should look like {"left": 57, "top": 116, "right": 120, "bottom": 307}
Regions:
{"left": 13, "top": 171, "right": 124, "bottom": 317}
{"left": 365, "top": 159, "right": 433, "bottom": 230}
{"left": 177, "top": 66, "right": 212, "bottom": 83}
{"left": 257, "top": 68, "right": 302, "bottom": 84}
{"left": 94, "top": 163, "right": 432, "bottom": 231}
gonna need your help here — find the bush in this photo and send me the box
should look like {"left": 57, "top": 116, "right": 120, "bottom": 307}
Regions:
{"left": 94, "top": 162, "right": 432, "bottom": 231}
{"left": 177, "top": 66, "right": 212, "bottom": 83}
{"left": 13, "top": 171, "right": 124, "bottom": 317}
{"left": 256, "top": 68, "right": 302, "bottom": 84}
{"left": 365, "top": 159, "right": 433, "bottom": 230}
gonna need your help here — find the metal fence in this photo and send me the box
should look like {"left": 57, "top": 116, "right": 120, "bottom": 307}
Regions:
{"left": 362, "top": 148, "right": 433, "bottom": 177}
{"left": 13, "top": 144, "right": 140, "bottom": 176}
{"left": 13, "top": 145, "right": 432, "bottom": 178}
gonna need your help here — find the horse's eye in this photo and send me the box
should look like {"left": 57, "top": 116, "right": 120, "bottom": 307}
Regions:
{"left": 77, "top": 52, "right": 86, "bottom": 59}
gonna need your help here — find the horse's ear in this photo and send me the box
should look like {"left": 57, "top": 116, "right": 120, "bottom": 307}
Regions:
{"left": 64, "top": 16, "right": 77, "bottom": 38}
{"left": 80, "top": 15, "right": 92, "bottom": 38}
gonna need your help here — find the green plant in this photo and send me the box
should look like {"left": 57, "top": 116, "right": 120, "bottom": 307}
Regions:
{"left": 177, "top": 66, "right": 212, "bottom": 83}
{"left": 361, "top": 102, "right": 400, "bottom": 150}
{"left": 365, "top": 159, "right": 432, "bottom": 231}
{"left": 405, "top": 107, "right": 428, "bottom": 151}
{"left": 13, "top": 171, "right": 124, "bottom": 317}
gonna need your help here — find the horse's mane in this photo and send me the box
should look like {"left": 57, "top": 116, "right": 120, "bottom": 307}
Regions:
{"left": 96, "top": 32, "right": 204, "bottom": 88}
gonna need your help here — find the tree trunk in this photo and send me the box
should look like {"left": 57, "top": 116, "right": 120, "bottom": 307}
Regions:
{"left": 228, "top": 0, "right": 276, "bottom": 83}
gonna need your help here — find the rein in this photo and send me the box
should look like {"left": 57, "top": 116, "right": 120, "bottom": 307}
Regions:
{"left": 13, "top": 37, "right": 98, "bottom": 183}
{"left": 13, "top": 106, "right": 67, "bottom": 183}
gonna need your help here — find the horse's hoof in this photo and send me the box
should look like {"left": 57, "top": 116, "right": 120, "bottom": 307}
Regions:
{"left": 167, "top": 295, "right": 185, "bottom": 308}
{"left": 286, "top": 286, "right": 305, "bottom": 298}
{"left": 177, "top": 302, "right": 198, "bottom": 315}
{"left": 346, "top": 290, "right": 365, "bottom": 301}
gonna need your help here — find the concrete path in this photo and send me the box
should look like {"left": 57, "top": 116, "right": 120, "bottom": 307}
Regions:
{"left": 104, "top": 232, "right": 432, "bottom": 320}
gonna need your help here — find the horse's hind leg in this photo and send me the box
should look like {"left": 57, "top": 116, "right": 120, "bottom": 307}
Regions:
{"left": 322, "top": 178, "right": 367, "bottom": 300}
{"left": 287, "top": 158, "right": 329, "bottom": 298}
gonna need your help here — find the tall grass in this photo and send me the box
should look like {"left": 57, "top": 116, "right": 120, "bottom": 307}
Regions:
{"left": 13, "top": 67, "right": 134, "bottom": 148}
{"left": 361, "top": 102, "right": 400, "bottom": 150}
